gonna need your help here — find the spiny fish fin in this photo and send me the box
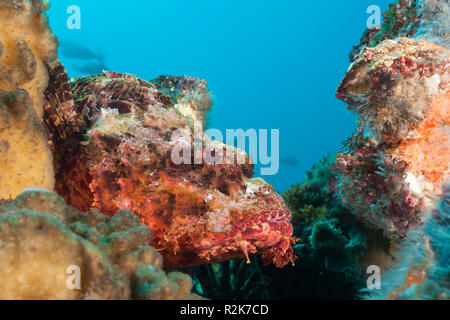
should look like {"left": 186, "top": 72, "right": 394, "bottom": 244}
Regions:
{"left": 43, "top": 61, "right": 86, "bottom": 162}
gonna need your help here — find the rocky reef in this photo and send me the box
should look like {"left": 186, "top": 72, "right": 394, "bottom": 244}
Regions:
{"left": 0, "top": 0, "right": 57, "bottom": 199}
{"left": 336, "top": 0, "right": 449, "bottom": 299}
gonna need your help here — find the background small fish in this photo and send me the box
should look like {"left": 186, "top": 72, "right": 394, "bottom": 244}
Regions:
{"left": 74, "top": 61, "right": 108, "bottom": 75}
{"left": 281, "top": 155, "right": 299, "bottom": 167}
{"left": 59, "top": 39, "right": 104, "bottom": 62}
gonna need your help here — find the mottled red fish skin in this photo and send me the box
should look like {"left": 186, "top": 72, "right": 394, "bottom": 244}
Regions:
{"left": 44, "top": 67, "right": 297, "bottom": 267}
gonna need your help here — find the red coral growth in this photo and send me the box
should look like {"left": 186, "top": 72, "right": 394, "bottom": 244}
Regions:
{"left": 336, "top": 38, "right": 449, "bottom": 238}
{"left": 350, "top": 0, "right": 422, "bottom": 61}
{"left": 333, "top": 135, "right": 424, "bottom": 238}
{"left": 396, "top": 91, "right": 450, "bottom": 188}
{"left": 339, "top": 38, "right": 449, "bottom": 145}
{"left": 386, "top": 267, "right": 428, "bottom": 300}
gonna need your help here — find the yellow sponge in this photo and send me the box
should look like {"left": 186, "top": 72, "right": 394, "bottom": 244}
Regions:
{"left": 0, "top": 0, "right": 58, "bottom": 199}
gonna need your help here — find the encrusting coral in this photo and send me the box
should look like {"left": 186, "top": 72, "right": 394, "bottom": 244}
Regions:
{"left": 333, "top": 134, "right": 425, "bottom": 239}
{"left": 340, "top": 38, "right": 449, "bottom": 146}
{"left": 43, "top": 65, "right": 297, "bottom": 268}
{"left": 0, "top": 0, "right": 57, "bottom": 199}
{"left": 350, "top": 0, "right": 449, "bottom": 61}
{"left": 336, "top": 0, "right": 449, "bottom": 299}
{"left": 0, "top": 190, "right": 203, "bottom": 300}
{"left": 336, "top": 37, "right": 449, "bottom": 239}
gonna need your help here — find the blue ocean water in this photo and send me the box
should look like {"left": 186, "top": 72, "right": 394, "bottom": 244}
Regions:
{"left": 48, "top": 0, "right": 392, "bottom": 193}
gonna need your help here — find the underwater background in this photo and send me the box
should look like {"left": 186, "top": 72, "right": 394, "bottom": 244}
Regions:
{"left": 0, "top": 0, "right": 448, "bottom": 301}
{"left": 48, "top": 0, "right": 392, "bottom": 193}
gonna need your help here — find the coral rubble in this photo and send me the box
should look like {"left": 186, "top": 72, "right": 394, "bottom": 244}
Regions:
{"left": 0, "top": 0, "right": 57, "bottom": 199}
{"left": 44, "top": 66, "right": 296, "bottom": 268}
{"left": 0, "top": 190, "right": 202, "bottom": 300}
